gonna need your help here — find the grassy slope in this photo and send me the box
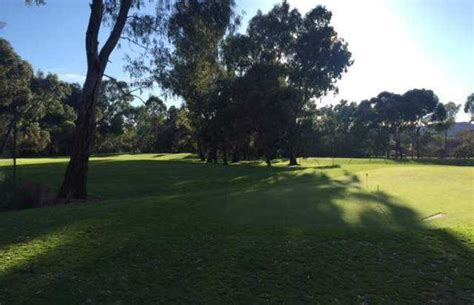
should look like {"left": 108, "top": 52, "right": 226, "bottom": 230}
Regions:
{"left": 0, "top": 154, "right": 473, "bottom": 304}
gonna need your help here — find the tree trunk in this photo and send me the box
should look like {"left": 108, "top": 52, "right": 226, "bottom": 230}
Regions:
{"left": 265, "top": 156, "right": 271, "bottom": 167}
{"left": 207, "top": 147, "right": 218, "bottom": 163}
{"left": 395, "top": 129, "right": 402, "bottom": 159}
{"left": 222, "top": 145, "right": 228, "bottom": 165}
{"left": 58, "top": 0, "right": 132, "bottom": 200}
{"left": 231, "top": 149, "right": 239, "bottom": 163}
{"left": 416, "top": 127, "right": 421, "bottom": 159}
{"left": 198, "top": 140, "right": 205, "bottom": 161}
{"left": 0, "top": 120, "right": 13, "bottom": 155}
{"left": 288, "top": 149, "right": 298, "bottom": 166}
{"left": 12, "top": 109, "right": 17, "bottom": 185}
{"left": 58, "top": 71, "right": 102, "bottom": 199}
{"left": 212, "top": 142, "right": 217, "bottom": 164}
{"left": 444, "top": 129, "right": 448, "bottom": 153}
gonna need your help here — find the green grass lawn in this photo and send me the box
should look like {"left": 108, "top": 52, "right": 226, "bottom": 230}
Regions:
{"left": 0, "top": 154, "right": 473, "bottom": 304}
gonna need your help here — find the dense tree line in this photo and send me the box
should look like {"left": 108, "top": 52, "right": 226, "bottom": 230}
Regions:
{"left": 2, "top": 36, "right": 472, "bottom": 163}
{"left": 140, "top": 1, "right": 353, "bottom": 166}
{"left": 2, "top": 1, "right": 473, "bottom": 201}
{"left": 0, "top": 38, "right": 193, "bottom": 157}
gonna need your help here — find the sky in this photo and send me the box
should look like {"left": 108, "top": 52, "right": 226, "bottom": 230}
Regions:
{"left": 0, "top": 0, "right": 473, "bottom": 121}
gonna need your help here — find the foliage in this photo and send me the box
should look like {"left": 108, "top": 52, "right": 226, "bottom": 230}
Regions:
{"left": 0, "top": 175, "right": 54, "bottom": 211}
{"left": 3, "top": 3, "right": 472, "bottom": 166}
{"left": 218, "top": 1, "right": 352, "bottom": 164}
{"left": 453, "top": 131, "right": 474, "bottom": 159}
{"left": 464, "top": 93, "right": 474, "bottom": 122}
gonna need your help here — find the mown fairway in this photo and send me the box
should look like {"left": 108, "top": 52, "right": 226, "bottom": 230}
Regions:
{"left": 0, "top": 154, "right": 473, "bottom": 304}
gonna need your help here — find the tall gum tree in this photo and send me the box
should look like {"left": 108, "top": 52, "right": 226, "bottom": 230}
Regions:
{"left": 229, "top": 1, "right": 352, "bottom": 165}
{"left": 27, "top": 0, "right": 172, "bottom": 200}
{"left": 464, "top": 93, "right": 474, "bottom": 122}
{"left": 153, "top": 0, "right": 238, "bottom": 162}
{"left": 58, "top": 0, "right": 133, "bottom": 200}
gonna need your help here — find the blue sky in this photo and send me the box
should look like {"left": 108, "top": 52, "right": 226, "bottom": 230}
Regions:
{"left": 1, "top": 0, "right": 473, "bottom": 121}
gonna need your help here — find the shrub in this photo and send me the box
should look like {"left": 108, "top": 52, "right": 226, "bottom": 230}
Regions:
{"left": 0, "top": 176, "right": 55, "bottom": 211}
{"left": 434, "top": 147, "right": 447, "bottom": 159}
{"left": 453, "top": 144, "right": 473, "bottom": 159}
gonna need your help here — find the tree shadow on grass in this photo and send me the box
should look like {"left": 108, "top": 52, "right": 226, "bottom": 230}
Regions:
{"left": 0, "top": 157, "right": 472, "bottom": 304}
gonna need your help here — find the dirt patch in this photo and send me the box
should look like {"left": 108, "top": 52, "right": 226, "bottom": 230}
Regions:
{"left": 423, "top": 213, "right": 446, "bottom": 221}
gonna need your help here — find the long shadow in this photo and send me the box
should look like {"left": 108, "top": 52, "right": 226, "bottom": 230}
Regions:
{"left": 0, "top": 157, "right": 472, "bottom": 304}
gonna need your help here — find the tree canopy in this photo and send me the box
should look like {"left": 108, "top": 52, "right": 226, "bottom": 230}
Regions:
{"left": 4, "top": 1, "right": 470, "bottom": 201}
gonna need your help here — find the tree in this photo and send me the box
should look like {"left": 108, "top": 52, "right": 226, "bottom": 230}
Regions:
{"left": 464, "top": 93, "right": 474, "bottom": 122}
{"left": 0, "top": 39, "right": 33, "bottom": 156}
{"left": 0, "top": 38, "right": 35, "bottom": 181}
{"left": 95, "top": 80, "right": 134, "bottom": 151}
{"left": 373, "top": 92, "right": 406, "bottom": 159}
{"left": 231, "top": 1, "right": 352, "bottom": 165}
{"left": 352, "top": 99, "right": 378, "bottom": 157}
{"left": 453, "top": 131, "right": 473, "bottom": 159}
{"left": 46, "top": 0, "right": 182, "bottom": 199}
{"left": 28, "top": 72, "right": 79, "bottom": 156}
{"left": 135, "top": 96, "right": 167, "bottom": 152}
{"left": 57, "top": 0, "right": 135, "bottom": 200}
{"left": 437, "top": 102, "right": 460, "bottom": 153}
{"left": 155, "top": 0, "right": 238, "bottom": 162}
{"left": 1, "top": 40, "right": 80, "bottom": 158}
{"left": 402, "top": 89, "right": 441, "bottom": 158}
{"left": 154, "top": 105, "right": 193, "bottom": 153}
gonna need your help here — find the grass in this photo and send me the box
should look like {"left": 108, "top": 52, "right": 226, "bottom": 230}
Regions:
{"left": 0, "top": 154, "right": 473, "bottom": 304}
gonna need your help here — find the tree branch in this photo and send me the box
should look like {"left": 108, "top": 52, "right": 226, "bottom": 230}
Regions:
{"left": 99, "top": 0, "right": 133, "bottom": 64}
{"left": 120, "top": 36, "right": 150, "bottom": 51}
{"left": 85, "top": 0, "right": 104, "bottom": 68}
{"left": 103, "top": 73, "right": 147, "bottom": 104}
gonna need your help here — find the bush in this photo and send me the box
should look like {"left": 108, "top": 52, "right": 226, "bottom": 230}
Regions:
{"left": 434, "top": 147, "right": 447, "bottom": 159}
{"left": 453, "top": 144, "right": 473, "bottom": 159}
{"left": 0, "top": 176, "right": 55, "bottom": 211}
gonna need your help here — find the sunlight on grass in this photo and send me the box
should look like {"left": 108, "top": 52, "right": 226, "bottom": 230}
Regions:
{"left": 355, "top": 166, "right": 474, "bottom": 226}
{"left": 0, "top": 154, "right": 472, "bottom": 304}
{"left": 0, "top": 230, "right": 74, "bottom": 273}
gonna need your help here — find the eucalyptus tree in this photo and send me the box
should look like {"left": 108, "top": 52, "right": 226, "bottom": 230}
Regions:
{"left": 0, "top": 38, "right": 34, "bottom": 178}
{"left": 352, "top": 99, "right": 378, "bottom": 156}
{"left": 152, "top": 0, "right": 238, "bottom": 162}
{"left": 239, "top": 63, "right": 300, "bottom": 166}
{"left": 465, "top": 93, "right": 474, "bottom": 122}
{"left": 332, "top": 100, "right": 362, "bottom": 157}
{"left": 96, "top": 80, "right": 134, "bottom": 136}
{"left": 402, "top": 89, "right": 441, "bottom": 158}
{"left": 0, "top": 39, "right": 34, "bottom": 152}
{"left": 134, "top": 96, "right": 168, "bottom": 152}
{"left": 28, "top": 72, "right": 77, "bottom": 155}
{"left": 373, "top": 92, "right": 407, "bottom": 159}
{"left": 0, "top": 40, "right": 77, "bottom": 157}
{"left": 154, "top": 105, "right": 193, "bottom": 153}
{"left": 227, "top": 1, "right": 352, "bottom": 165}
{"left": 436, "top": 102, "right": 460, "bottom": 152}
{"left": 26, "top": 0, "right": 186, "bottom": 199}
{"left": 57, "top": 0, "right": 137, "bottom": 199}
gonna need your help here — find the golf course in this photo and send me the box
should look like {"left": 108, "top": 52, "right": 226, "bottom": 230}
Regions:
{"left": 0, "top": 154, "right": 472, "bottom": 304}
